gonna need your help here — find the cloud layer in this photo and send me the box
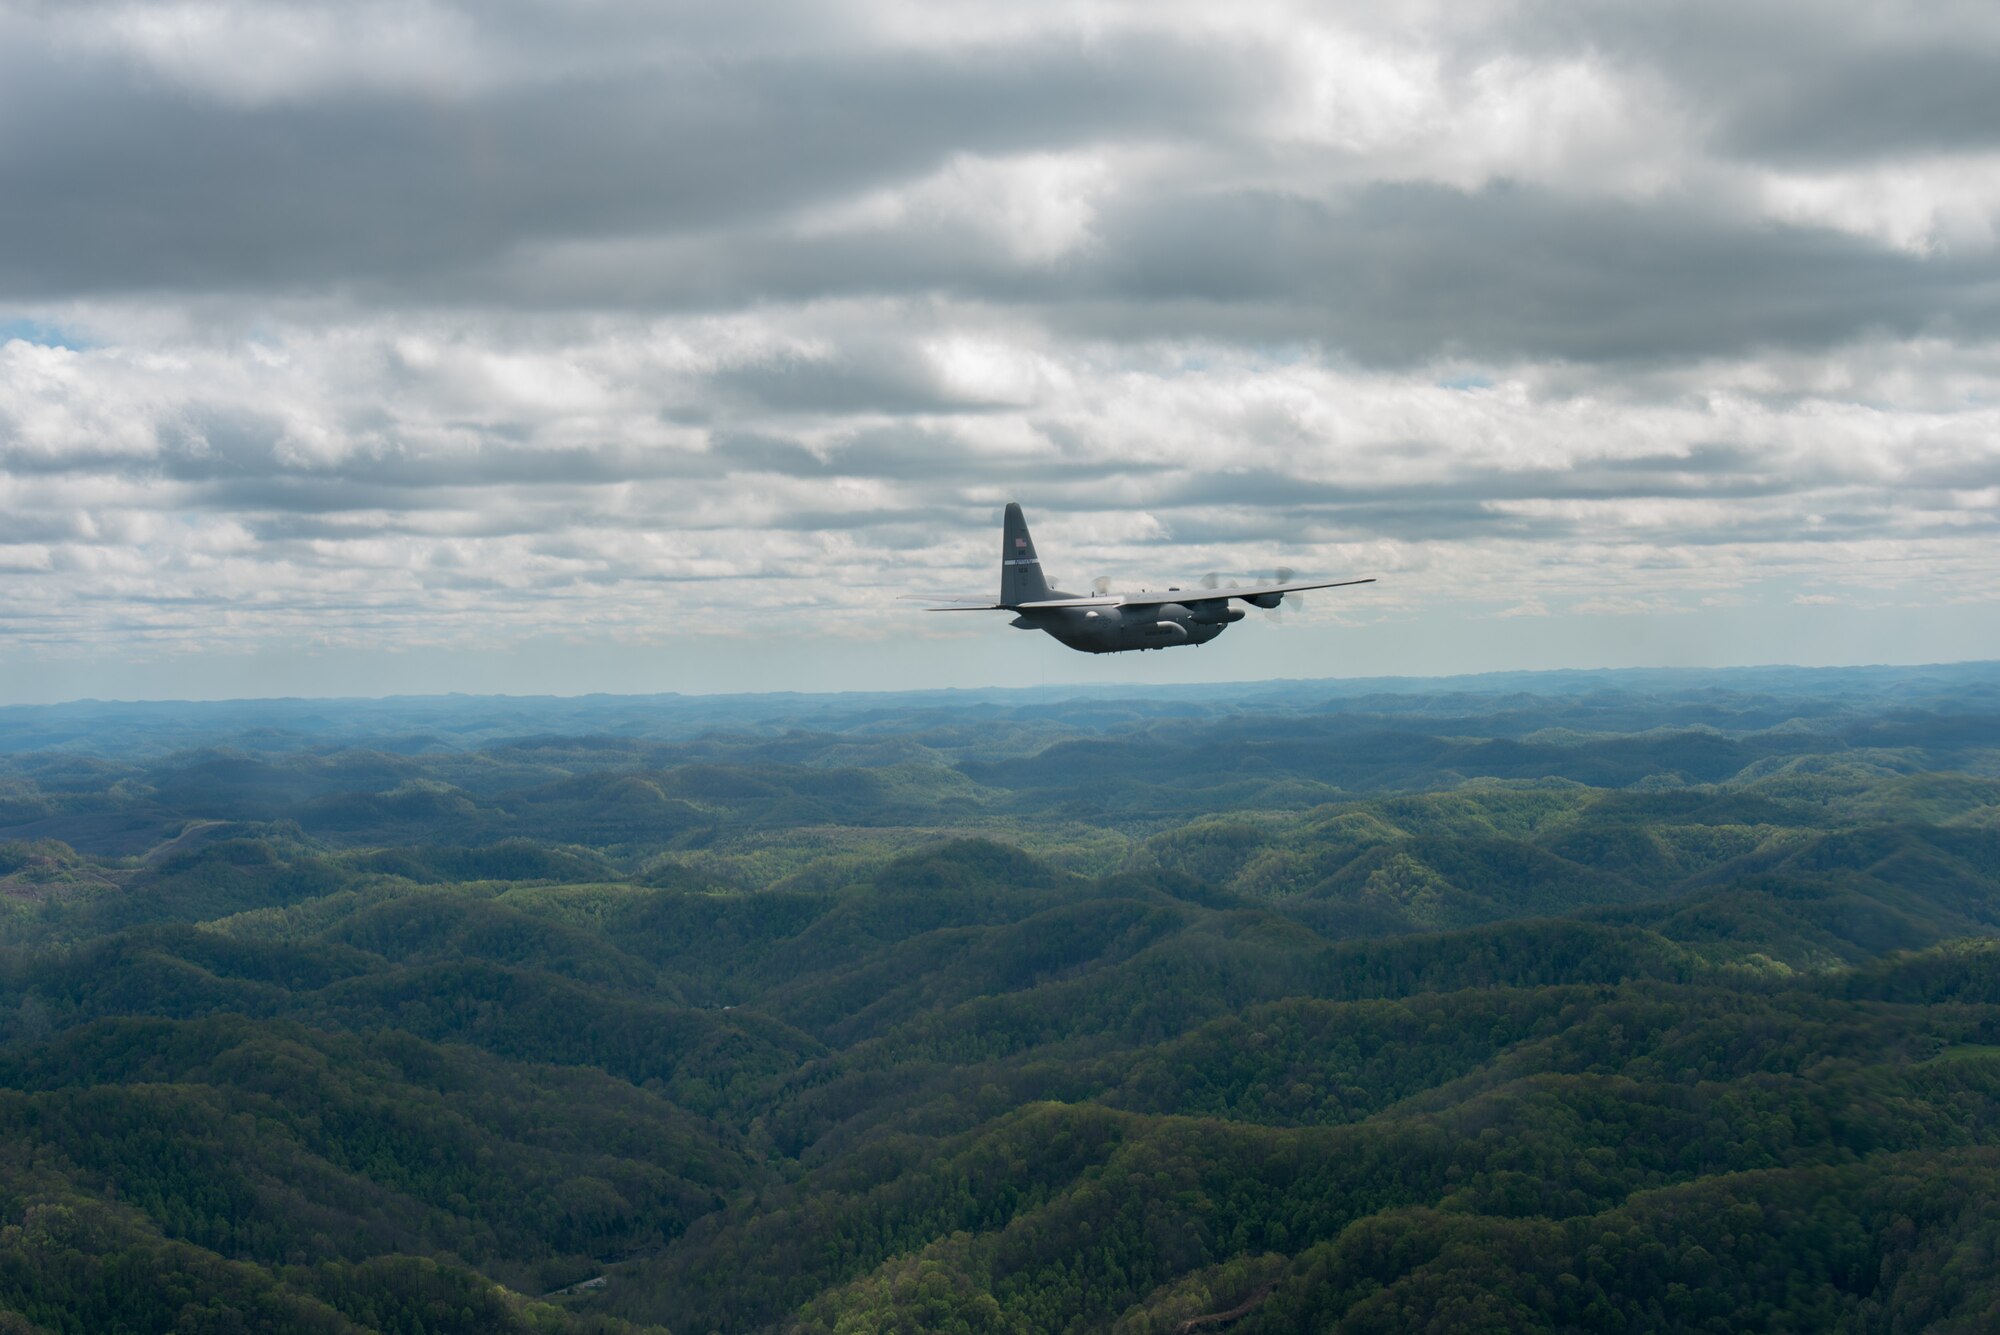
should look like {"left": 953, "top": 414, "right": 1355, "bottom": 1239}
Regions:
{"left": 2, "top": 0, "right": 1997, "bottom": 695}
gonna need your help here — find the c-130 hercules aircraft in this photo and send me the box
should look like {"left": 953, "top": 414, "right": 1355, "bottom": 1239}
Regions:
{"left": 922, "top": 502, "right": 1374, "bottom": 654}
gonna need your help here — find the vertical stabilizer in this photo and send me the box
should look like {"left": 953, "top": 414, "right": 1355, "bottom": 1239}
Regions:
{"left": 1000, "top": 502, "right": 1054, "bottom": 607}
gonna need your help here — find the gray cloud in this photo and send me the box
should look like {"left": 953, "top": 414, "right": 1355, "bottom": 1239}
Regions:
{"left": 0, "top": 29, "right": 1264, "bottom": 298}
{"left": 708, "top": 354, "right": 997, "bottom": 417}
{"left": 1, "top": 1, "right": 1998, "bottom": 691}
{"left": 1076, "top": 183, "right": 1992, "bottom": 364}
{"left": 437, "top": 181, "right": 1994, "bottom": 367}
{"left": 1720, "top": 48, "right": 2000, "bottom": 166}
{"left": 2, "top": 3, "right": 1990, "bottom": 366}
{"left": 1497, "top": 0, "right": 2000, "bottom": 165}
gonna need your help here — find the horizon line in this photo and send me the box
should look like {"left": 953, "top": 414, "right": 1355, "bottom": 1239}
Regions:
{"left": 5, "top": 657, "right": 1998, "bottom": 713}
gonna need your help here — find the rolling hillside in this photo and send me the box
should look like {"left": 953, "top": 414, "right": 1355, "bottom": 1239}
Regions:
{"left": 2, "top": 666, "right": 1999, "bottom": 1331}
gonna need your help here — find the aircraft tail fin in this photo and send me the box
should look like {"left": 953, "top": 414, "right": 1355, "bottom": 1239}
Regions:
{"left": 999, "top": 502, "right": 1053, "bottom": 607}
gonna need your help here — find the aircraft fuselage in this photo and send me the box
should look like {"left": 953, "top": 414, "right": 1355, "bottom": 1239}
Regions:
{"left": 1011, "top": 599, "right": 1240, "bottom": 654}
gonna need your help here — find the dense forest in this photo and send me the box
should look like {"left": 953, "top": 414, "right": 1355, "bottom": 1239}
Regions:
{"left": 3, "top": 663, "right": 1999, "bottom": 1332}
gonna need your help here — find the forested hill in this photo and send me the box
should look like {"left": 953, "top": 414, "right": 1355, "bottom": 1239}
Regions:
{"left": 2, "top": 664, "right": 1999, "bottom": 1332}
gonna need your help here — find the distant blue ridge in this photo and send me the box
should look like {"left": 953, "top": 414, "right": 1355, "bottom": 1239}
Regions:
{"left": 1, "top": 661, "right": 1996, "bottom": 759}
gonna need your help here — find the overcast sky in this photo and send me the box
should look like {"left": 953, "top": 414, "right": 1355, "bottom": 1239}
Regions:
{"left": 2, "top": 0, "right": 1997, "bottom": 703}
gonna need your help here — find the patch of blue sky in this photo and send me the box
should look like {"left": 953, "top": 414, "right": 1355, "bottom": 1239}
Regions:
{"left": 1438, "top": 374, "right": 1493, "bottom": 391}
{"left": 0, "top": 318, "right": 91, "bottom": 350}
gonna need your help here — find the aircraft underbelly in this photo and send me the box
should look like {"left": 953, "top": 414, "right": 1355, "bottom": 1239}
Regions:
{"left": 1036, "top": 607, "right": 1226, "bottom": 654}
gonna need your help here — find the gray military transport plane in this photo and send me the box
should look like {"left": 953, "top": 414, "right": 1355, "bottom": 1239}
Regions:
{"left": 920, "top": 502, "right": 1375, "bottom": 654}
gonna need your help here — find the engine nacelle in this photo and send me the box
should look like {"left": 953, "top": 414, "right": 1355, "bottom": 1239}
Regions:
{"left": 1244, "top": 592, "right": 1284, "bottom": 610}
{"left": 1188, "top": 600, "right": 1245, "bottom": 625}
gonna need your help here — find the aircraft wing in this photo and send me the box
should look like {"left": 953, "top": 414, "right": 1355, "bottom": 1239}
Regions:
{"left": 1112, "top": 577, "right": 1375, "bottom": 608}
{"left": 905, "top": 579, "right": 1375, "bottom": 611}
{"left": 1012, "top": 596, "right": 1123, "bottom": 609}
{"left": 898, "top": 594, "right": 1009, "bottom": 611}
